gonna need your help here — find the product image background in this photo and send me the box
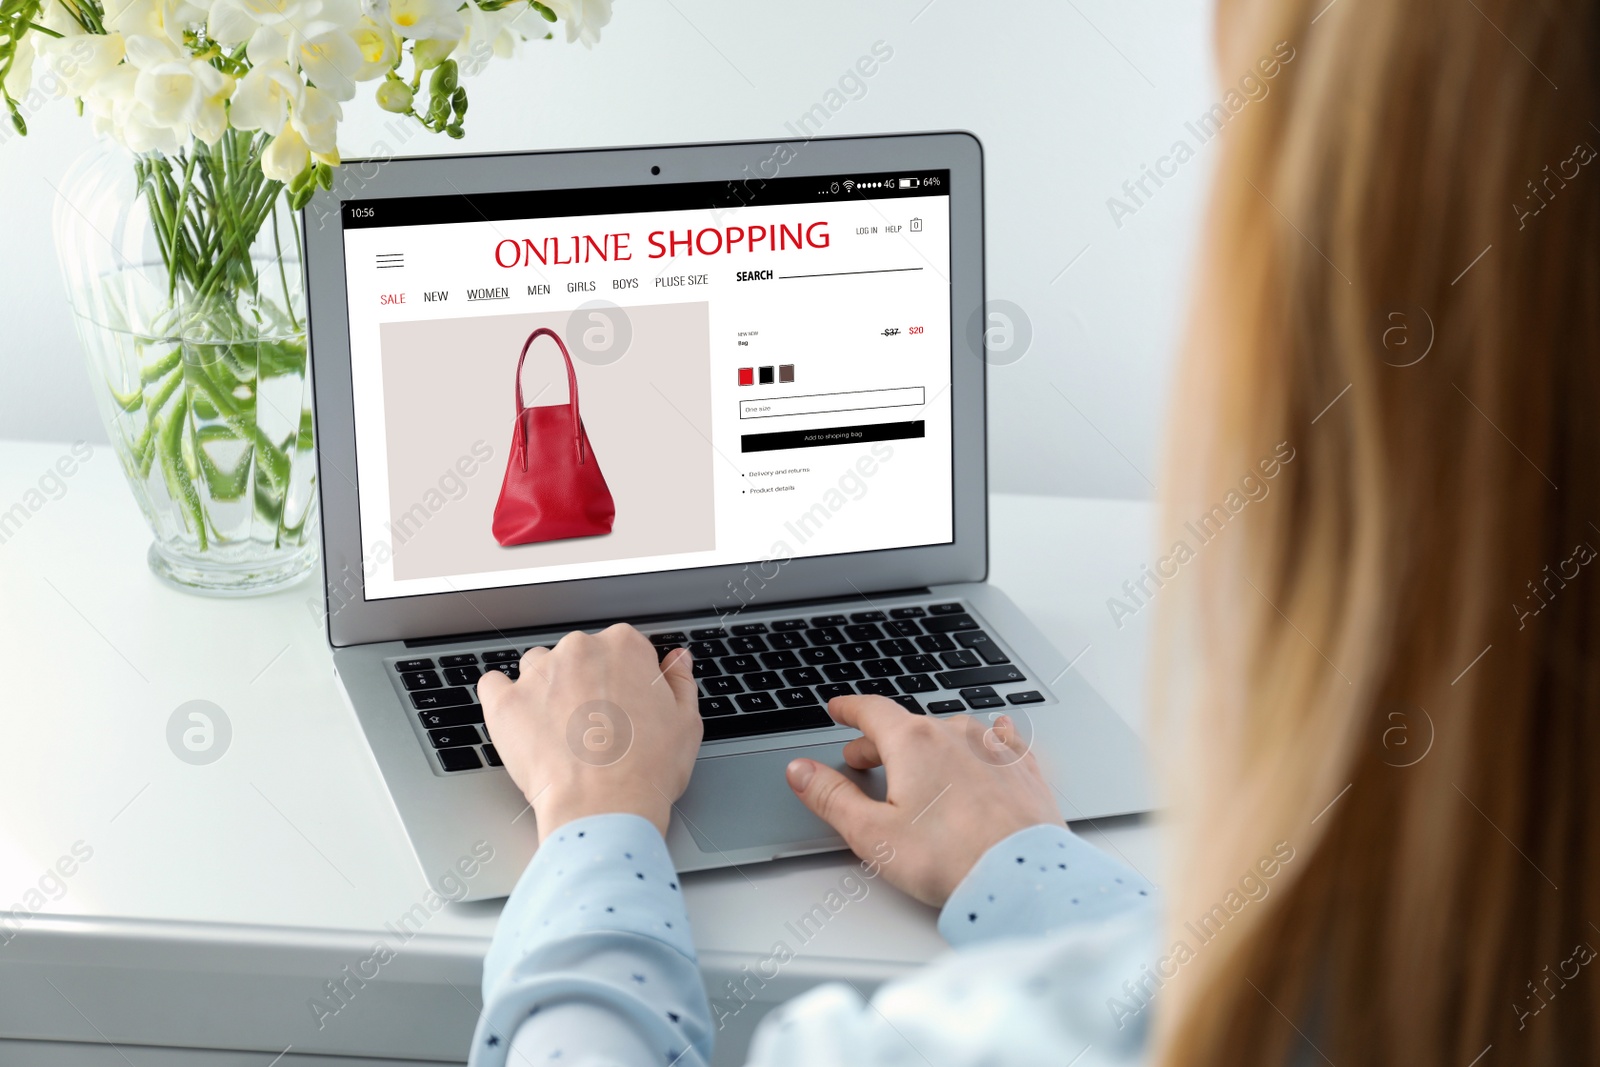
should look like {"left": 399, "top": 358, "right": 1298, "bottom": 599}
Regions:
{"left": 379, "top": 302, "right": 714, "bottom": 580}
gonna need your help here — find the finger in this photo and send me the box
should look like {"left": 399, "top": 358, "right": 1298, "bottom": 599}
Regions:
{"left": 476, "top": 666, "right": 513, "bottom": 709}
{"left": 518, "top": 644, "right": 551, "bottom": 682}
{"left": 841, "top": 733, "right": 883, "bottom": 771}
{"left": 825, "top": 694, "right": 914, "bottom": 740}
{"left": 660, "top": 647, "right": 699, "bottom": 710}
{"left": 786, "top": 758, "right": 884, "bottom": 850}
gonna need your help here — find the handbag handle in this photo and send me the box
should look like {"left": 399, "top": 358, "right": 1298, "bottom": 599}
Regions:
{"left": 513, "top": 327, "right": 584, "bottom": 471}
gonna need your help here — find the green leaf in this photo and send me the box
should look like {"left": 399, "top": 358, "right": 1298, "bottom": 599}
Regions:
{"left": 530, "top": 1, "right": 557, "bottom": 22}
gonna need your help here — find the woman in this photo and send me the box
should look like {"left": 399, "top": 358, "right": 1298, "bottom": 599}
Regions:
{"left": 468, "top": 0, "right": 1600, "bottom": 1062}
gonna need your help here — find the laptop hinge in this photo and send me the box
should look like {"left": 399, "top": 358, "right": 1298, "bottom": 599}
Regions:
{"left": 402, "top": 586, "right": 936, "bottom": 649}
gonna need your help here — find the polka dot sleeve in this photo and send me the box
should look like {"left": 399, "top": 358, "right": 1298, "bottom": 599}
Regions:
{"left": 471, "top": 813, "right": 711, "bottom": 1067}
{"left": 936, "top": 823, "right": 1157, "bottom": 948}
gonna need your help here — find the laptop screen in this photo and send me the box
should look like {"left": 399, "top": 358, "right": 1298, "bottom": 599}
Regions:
{"left": 340, "top": 170, "right": 955, "bottom": 601}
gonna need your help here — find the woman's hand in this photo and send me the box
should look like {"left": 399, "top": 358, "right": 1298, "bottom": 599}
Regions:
{"left": 786, "top": 696, "right": 1063, "bottom": 907}
{"left": 477, "top": 624, "right": 702, "bottom": 842}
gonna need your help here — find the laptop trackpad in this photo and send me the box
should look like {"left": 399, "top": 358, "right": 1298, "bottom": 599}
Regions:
{"left": 677, "top": 741, "right": 886, "bottom": 855}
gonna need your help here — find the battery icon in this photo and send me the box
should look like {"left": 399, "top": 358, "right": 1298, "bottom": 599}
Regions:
{"left": 897, "top": 178, "right": 920, "bottom": 189}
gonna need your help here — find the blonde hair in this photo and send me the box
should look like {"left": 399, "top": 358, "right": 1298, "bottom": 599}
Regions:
{"left": 1152, "top": 0, "right": 1600, "bottom": 1063}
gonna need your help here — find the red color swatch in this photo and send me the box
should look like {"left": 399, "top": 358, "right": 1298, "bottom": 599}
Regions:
{"left": 738, "top": 367, "right": 754, "bottom": 386}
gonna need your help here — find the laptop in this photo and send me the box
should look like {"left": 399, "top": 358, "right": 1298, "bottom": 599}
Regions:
{"left": 302, "top": 132, "right": 1151, "bottom": 902}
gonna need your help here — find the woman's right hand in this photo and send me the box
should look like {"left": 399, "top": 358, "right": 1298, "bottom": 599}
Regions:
{"left": 785, "top": 696, "right": 1064, "bottom": 908}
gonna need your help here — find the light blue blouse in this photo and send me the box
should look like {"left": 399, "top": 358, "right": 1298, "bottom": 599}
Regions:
{"left": 472, "top": 814, "right": 1158, "bottom": 1066}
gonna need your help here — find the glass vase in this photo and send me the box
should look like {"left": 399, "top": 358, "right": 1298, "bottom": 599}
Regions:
{"left": 52, "top": 133, "right": 318, "bottom": 596}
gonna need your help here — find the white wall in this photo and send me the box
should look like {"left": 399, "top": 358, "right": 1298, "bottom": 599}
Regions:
{"left": 0, "top": 0, "right": 1216, "bottom": 500}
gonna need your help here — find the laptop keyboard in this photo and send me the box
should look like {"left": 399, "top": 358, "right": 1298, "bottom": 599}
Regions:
{"left": 389, "top": 601, "right": 1046, "bottom": 773}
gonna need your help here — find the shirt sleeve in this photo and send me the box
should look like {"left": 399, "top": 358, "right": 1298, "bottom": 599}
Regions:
{"left": 937, "top": 822, "right": 1158, "bottom": 946}
{"left": 470, "top": 812, "right": 712, "bottom": 1067}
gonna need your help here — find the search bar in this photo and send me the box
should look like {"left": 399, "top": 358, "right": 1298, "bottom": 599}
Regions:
{"left": 738, "top": 386, "right": 926, "bottom": 420}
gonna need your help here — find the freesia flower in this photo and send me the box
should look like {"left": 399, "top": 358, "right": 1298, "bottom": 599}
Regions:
{"left": 36, "top": 34, "right": 128, "bottom": 99}
{"left": 350, "top": 18, "right": 400, "bottom": 81}
{"left": 103, "top": 0, "right": 206, "bottom": 48}
{"left": 384, "top": 0, "right": 464, "bottom": 43}
{"left": 260, "top": 118, "right": 309, "bottom": 181}
{"left": 543, "top": 0, "right": 610, "bottom": 48}
{"left": 227, "top": 59, "right": 305, "bottom": 133}
{"left": 133, "top": 55, "right": 235, "bottom": 143}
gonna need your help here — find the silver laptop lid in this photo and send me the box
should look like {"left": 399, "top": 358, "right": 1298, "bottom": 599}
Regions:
{"left": 302, "top": 132, "right": 987, "bottom": 647}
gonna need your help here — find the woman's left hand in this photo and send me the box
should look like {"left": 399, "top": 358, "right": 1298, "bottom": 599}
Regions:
{"left": 477, "top": 624, "right": 703, "bottom": 842}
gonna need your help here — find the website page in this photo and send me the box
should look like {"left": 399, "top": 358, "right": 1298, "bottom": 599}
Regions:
{"left": 341, "top": 170, "right": 954, "bottom": 600}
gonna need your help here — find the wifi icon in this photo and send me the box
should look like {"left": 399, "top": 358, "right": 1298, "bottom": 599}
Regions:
{"left": 842, "top": 180, "right": 855, "bottom": 193}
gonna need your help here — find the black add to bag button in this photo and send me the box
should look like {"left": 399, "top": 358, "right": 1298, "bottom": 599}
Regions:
{"left": 922, "top": 614, "right": 980, "bottom": 634}
{"left": 437, "top": 747, "right": 483, "bottom": 772}
{"left": 935, "top": 665, "right": 1027, "bottom": 689}
{"left": 741, "top": 420, "right": 925, "bottom": 454}
{"left": 395, "top": 658, "right": 434, "bottom": 672}
{"left": 411, "top": 687, "right": 474, "bottom": 710}
{"left": 1007, "top": 691, "right": 1045, "bottom": 705}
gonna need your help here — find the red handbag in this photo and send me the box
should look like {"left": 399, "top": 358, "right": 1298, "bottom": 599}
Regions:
{"left": 491, "top": 327, "right": 616, "bottom": 546}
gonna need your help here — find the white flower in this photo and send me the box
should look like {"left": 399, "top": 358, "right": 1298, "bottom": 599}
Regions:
{"left": 85, "top": 65, "right": 184, "bottom": 154}
{"left": 543, "top": 0, "right": 611, "bottom": 48}
{"left": 289, "top": 25, "right": 366, "bottom": 99}
{"left": 133, "top": 54, "right": 235, "bottom": 143}
{"left": 2, "top": 29, "right": 36, "bottom": 99}
{"left": 349, "top": 17, "right": 399, "bottom": 80}
{"left": 104, "top": 0, "right": 204, "bottom": 48}
{"left": 456, "top": 0, "right": 522, "bottom": 74}
{"left": 261, "top": 119, "right": 309, "bottom": 181}
{"left": 384, "top": 0, "right": 463, "bottom": 42}
{"left": 207, "top": 0, "right": 361, "bottom": 48}
{"left": 36, "top": 34, "right": 128, "bottom": 99}
{"left": 290, "top": 82, "right": 340, "bottom": 156}
{"left": 227, "top": 59, "right": 305, "bottom": 133}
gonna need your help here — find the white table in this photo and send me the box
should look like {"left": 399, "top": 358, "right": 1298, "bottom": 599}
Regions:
{"left": 0, "top": 439, "right": 1163, "bottom": 1066}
